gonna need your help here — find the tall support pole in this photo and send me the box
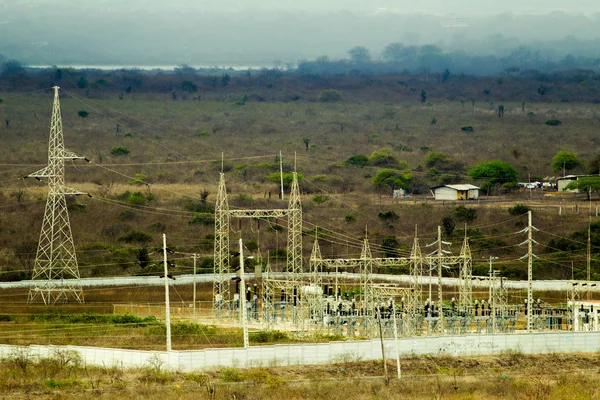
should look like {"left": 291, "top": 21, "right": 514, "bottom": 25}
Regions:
{"left": 239, "top": 239, "right": 249, "bottom": 348}
{"left": 309, "top": 238, "right": 324, "bottom": 325}
{"left": 262, "top": 253, "right": 274, "bottom": 332}
{"left": 360, "top": 230, "right": 374, "bottom": 317}
{"left": 309, "top": 238, "right": 322, "bottom": 288}
{"left": 437, "top": 226, "right": 444, "bottom": 332}
{"left": 568, "top": 281, "right": 580, "bottom": 332}
{"left": 587, "top": 223, "right": 591, "bottom": 301}
{"left": 193, "top": 253, "right": 197, "bottom": 316}
{"left": 407, "top": 226, "right": 422, "bottom": 335}
{"left": 279, "top": 150, "right": 284, "bottom": 200}
{"left": 27, "top": 86, "right": 85, "bottom": 305}
{"left": 213, "top": 173, "right": 230, "bottom": 318}
{"left": 377, "top": 309, "right": 389, "bottom": 385}
{"left": 458, "top": 227, "right": 473, "bottom": 314}
{"left": 491, "top": 271, "right": 497, "bottom": 334}
{"left": 391, "top": 300, "right": 401, "bottom": 379}
{"left": 527, "top": 210, "right": 533, "bottom": 332}
{"left": 287, "top": 172, "right": 303, "bottom": 280}
{"left": 163, "top": 234, "right": 172, "bottom": 352}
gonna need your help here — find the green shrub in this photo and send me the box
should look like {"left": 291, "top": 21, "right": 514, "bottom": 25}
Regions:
{"left": 44, "top": 378, "right": 82, "bottom": 388}
{"left": 77, "top": 110, "right": 89, "bottom": 118}
{"left": 122, "top": 191, "right": 150, "bottom": 205}
{"left": 118, "top": 230, "right": 153, "bottom": 244}
{"left": 312, "top": 194, "right": 329, "bottom": 204}
{"left": 461, "top": 125, "right": 474, "bottom": 132}
{"left": 344, "top": 155, "right": 369, "bottom": 167}
{"left": 425, "top": 151, "right": 450, "bottom": 168}
{"left": 378, "top": 210, "right": 399, "bottom": 221}
{"left": 318, "top": 89, "right": 342, "bottom": 102}
{"left": 508, "top": 204, "right": 530, "bottom": 215}
{"left": 129, "top": 173, "right": 147, "bottom": 185}
{"left": 0, "top": 314, "right": 12, "bottom": 322}
{"left": 188, "top": 213, "right": 214, "bottom": 225}
{"left": 67, "top": 202, "right": 86, "bottom": 212}
{"left": 27, "top": 312, "right": 156, "bottom": 325}
{"left": 266, "top": 224, "right": 284, "bottom": 232}
{"left": 119, "top": 210, "right": 137, "bottom": 220}
{"left": 442, "top": 216, "right": 456, "bottom": 236}
{"left": 545, "top": 119, "right": 562, "bottom": 126}
{"left": 219, "top": 367, "right": 243, "bottom": 382}
{"left": 250, "top": 330, "right": 289, "bottom": 343}
{"left": 345, "top": 214, "right": 356, "bottom": 223}
{"left": 266, "top": 172, "right": 303, "bottom": 190}
{"left": 372, "top": 169, "right": 412, "bottom": 190}
{"left": 268, "top": 248, "right": 287, "bottom": 260}
{"left": 368, "top": 148, "right": 401, "bottom": 167}
{"left": 453, "top": 205, "right": 477, "bottom": 222}
{"left": 381, "top": 235, "right": 399, "bottom": 257}
{"left": 148, "top": 221, "right": 166, "bottom": 232}
{"left": 110, "top": 146, "right": 130, "bottom": 156}
{"left": 181, "top": 80, "right": 197, "bottom": 93}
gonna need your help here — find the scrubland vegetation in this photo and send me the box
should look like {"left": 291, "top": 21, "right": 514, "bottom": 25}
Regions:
{"left": 0, "top": 68, "right": 599, "bottom": 283}
{"left": 0, "top": 349, "right": 598, "bottom": 400}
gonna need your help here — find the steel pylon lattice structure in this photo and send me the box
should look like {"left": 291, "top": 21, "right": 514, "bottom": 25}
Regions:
{"left": 213, "top": 172, "right": 231, "bottom": 318}
{"left": 212, "top": 169, "right": 303, "bottom": 318}
{"left": 407, "top": 227, "right": 423, "bottom": 316}
{"left": 286, "top": 172, "right": 303, "bottom": 281}
{"left": 360, "top": 233, "right": 374, "bottom": 317}
{"left": 27, "top": 86, "right": 86, "bottom": 305}
{"left": 458, "top": 229, "right": 473, "bottom": 314}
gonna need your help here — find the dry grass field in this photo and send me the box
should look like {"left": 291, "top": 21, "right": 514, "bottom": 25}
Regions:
{"left": 0, "top": 350, "right": 598, "bottom": 400}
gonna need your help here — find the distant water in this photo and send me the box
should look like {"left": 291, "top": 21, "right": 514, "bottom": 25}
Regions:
{"left": 28, "top": 64, "right": 269, "bottom": 71}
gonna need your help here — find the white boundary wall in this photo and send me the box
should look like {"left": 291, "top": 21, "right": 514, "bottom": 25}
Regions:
{"left": 1, "top": 332, "right": 599, "bottom": 372}
{"left": 0, "top": 273, "right": 583, "bottom": 291}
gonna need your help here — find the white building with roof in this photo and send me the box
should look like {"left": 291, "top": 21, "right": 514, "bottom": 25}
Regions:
{"left": 556, "top": 175, "right": 594, "bottom": 192}
{"left": 432, "top": 184, "right": 480, "bottom": 201}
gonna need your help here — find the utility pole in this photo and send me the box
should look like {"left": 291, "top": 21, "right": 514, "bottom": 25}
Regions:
{"left": 193, "top": 253, "right": 197, "bottom": 316}
{"left": 163, "top": 234, "right": 172, "bottom": 352}
{"left": 491, "top": 271, "right": 498, "bottom": 334}
{"left": 587, "top": 222, "right": 591, "bottom": 301}
{"left": 239, "top": 238, "right": 249, "bottom": 348}
{"left": 377, "top": 309, "right": 389, "bottom": 385}
{"left": 488, "top": 256, "right": 496, "bottom": 301}
{"left": 437, "top": 226, "right": 444, "bottom": 332}
{"left": 527, "top": 211, "right": 533, "bottom": 332}
{"left": 391, "top": 300, "right": 401, "bottom": 379}
{"left": 279, "top": 150, "right": 284, "bottom": 200}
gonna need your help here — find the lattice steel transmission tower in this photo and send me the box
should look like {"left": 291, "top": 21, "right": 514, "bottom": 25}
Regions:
{"left": 309, "top": 238, "right": 322, "bottom": 289}
{"left": 213, "top": 172, "right": 231, "bottom": 318}
{"left": 458, "top": 228, "right": 473, "bottom": 314}
{"left": 407, "top": 226, "right": 423, "bottom": 316}
{"left": 286, "top": 172, "right": 303, "bottom": 280}
{"left": 27, "top": 86, "right": 86, "bottom": 304}
{"left": 307, "top": 238, "right": 324, "bottom": 324}
{"left": 360, "top": 231, "right": 374, "bottom": 317}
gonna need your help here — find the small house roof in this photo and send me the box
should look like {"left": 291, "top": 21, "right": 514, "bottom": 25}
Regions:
{"left": 556, "top": 175, "right": 579, "bottom": 181}
{"left": 432, "top": 184, "right": 480, "bottom": 191}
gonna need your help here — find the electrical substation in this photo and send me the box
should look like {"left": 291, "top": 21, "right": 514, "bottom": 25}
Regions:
{"left": 24, "top": 87, "right": 600, "bottom": 344}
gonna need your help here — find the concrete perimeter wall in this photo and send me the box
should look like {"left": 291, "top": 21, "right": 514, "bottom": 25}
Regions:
{"left": 1, "top": 332, "right": 598, "bottom": 372}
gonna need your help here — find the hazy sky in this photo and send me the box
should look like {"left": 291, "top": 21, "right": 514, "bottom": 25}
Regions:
{"left": 3, "top": 0, "right": 599, "bottom": 15}
{"left": 1, "top": 0, "right": 600, "bottom": 66}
